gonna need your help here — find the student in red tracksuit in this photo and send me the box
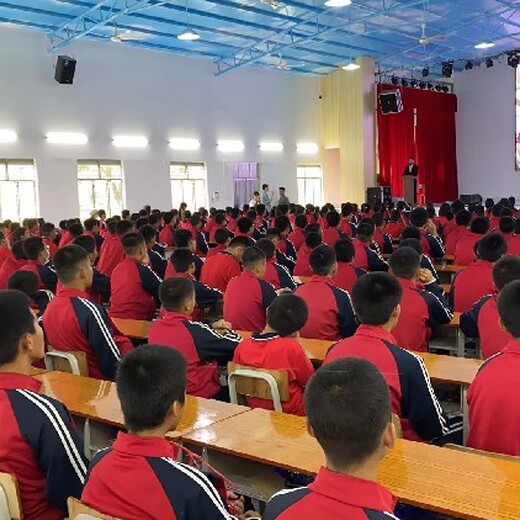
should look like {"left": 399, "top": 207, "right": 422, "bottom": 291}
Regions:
{"left": 206, "top": 228, "right": 231, "bottom": 258}
{"left": 409, "top": 207, "right": 445, "bottom": 260}
{"left": 332, "top": 239, "right": 365, "bottom": 292}
{"left": 467, "top": 280, "right": 520, "bottom": 456}
{"left": 294, "top": 232, "right": 322, "bottom": 277}
{"left": 445, "top": 209, "right": 471, "bottom": 255}
{"left": 454, "top": 216, "right": 490, "bottom": 266}
{"left": 287, "top": 214, "right": 307, "bottom": 252}
{"left": 200, "top": 236, "right": 249, "bottom": 292}
{"left": 82, "top": 346, "right": 247, "bottom": 519}
{"left": 110, "top": 233, "right": 162, "bottom": 321}
{"left": 41, "top": 222, "right": 58, "bottom": 260}
{"left": 352, "top": 220, "right": 388, "bottom": 272}
{"left": 0, "top": 290, "right": 87, "bottom": 520}
{"left": 19, "top": 237, "right": 58, "bottom": 293}
{"left": 295, "top": 245, "right": 357, "bottom": 341}
{"left": 372, "top": 213, "right": 393, "bottom": 255}
{"left": 325, "top": 273, "right": 461, "bottom": 443}
{"left": 0, "top": 232, "right": 10, "bottom": 269}
{"left": 43, "top": 245, "right": 133, "bottom": 380}
{"left": 264, "top": 358, "right": 399, "bottom": 520}
{"left": 322, "top": 211, "right": 344, "bottom": 247}
{"left": 224, "top": 246, "right": 277, "bottom": 332}
{"left": 265, "top": 228, "right": 295, "bottom": 274}
{"left": 208, "top": 213, "right": 228, "bottom": 245}
{"left": 233, "top": 293, "right": 314, "bottom": 415}
{"left": 338, "top": 202, "right": 357, "bottom": 238}
{"left": 139, "top": 224, "right": 167, "bottom": 279}
{"left": 256, "top": 238, "right": 297, "bottom": 291}
{"left": 164, "top": 229, "right": 204, "bottom": 280}
{"left": 97, "top": 220, "right": 133, "bottom": 276}
{"left": 388, "top": 247, "right": 453, "bottom": 352}
{"left": 185, "top": 213, "right": 209, "bottom": 257}
{"left": 234, "top": 217, "right": 256, "bottom": 246}
{"left": 386, "top": 209, "right": 404, "bottom": 240}
{"left": 0, "top": 241, "right": 27, "bottom": 290}
{"left": 451, "top": 233, "right": 506, "bottom": 313}
{"left": 506, "top": 218, "right": 520, "bottom": 255}
{"left": 83, "top": 217, "right": 104, "bottom": 252}
{"left": 8, "top": 271, "right": 54, "bottom": 317}
{"left": 158, "top": 211, "right": 176, "bottom": 247}
{"left": 461, "top": 255, "right": 520, "bottom": 359}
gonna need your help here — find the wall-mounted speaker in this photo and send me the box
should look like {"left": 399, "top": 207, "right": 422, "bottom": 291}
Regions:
{"left": 54, "top": 55, "right": 76, "bottom": 85}
{"left": 379, "top": 90, "right": 403, "bottom": 114}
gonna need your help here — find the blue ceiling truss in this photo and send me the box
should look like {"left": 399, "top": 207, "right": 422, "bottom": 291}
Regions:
{"left": 0, "top": 0, "right": 518, "bottom": 76}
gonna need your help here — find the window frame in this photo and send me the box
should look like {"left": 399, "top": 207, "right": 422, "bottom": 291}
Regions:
{"left": 169, "top": 161, "right": 208, "bottom": 211}
{"left": 296, "top": 164, "right": 324, "bottom": 207}
{"left": 0, "top": 159, "right": 39, "bottom": 221}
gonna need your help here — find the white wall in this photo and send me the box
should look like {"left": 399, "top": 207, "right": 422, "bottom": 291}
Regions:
{"left": 455, "top": 61, "right": 518, "bottom": 199}
{"left": 0, "top": 26, "right": 321, "bottom": 222}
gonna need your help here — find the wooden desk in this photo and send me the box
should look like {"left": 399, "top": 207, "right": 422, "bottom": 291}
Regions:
{"left": 36, "top": 371, "right": 250, "bottom": 437}
{"left": 30, "top": 367, "right": 47, "bottom": 376}
{"left": 113, "top": 318, "right": 151, "bottom": 339}
{"left": 183, "top": 409, "right": 520, "bottom": 520}
{"left": 435, "top": 264, "right": 465, "bottom": 274}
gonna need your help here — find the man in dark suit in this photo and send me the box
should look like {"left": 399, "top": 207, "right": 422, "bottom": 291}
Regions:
{"left": 403, "top": 157, "right": 419, "bottom": 204}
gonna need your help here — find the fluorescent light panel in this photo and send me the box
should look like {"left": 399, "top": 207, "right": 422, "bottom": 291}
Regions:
{"left": 297, "top": 142, "right": 319, "bottom": 154}
{"left": 169, "top": 138, "right": 200, "bottom": 150}
{"left": 0, "top": 129, "right": 17, "bottom": 143}
{"left": 474, "top": 41, "right": 495, "bottom": 49}
{"left": 260, "top": 141, "right": 283, "bottom": 152}
{"left": 217, "top": 140, "right": 244, "bottom": 152}
{"left": 47, "top": 131, "right": 88, "bottom": 145}
{"left": 324, "top": 0, "right": 351, "bottom": 6}
{"left": 113, "top": 135, "right": 148, "bottom": 148}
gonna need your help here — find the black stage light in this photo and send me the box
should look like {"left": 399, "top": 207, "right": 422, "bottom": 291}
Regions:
{"left": 465, "top": 60, "right": 473, "bottom": 71}
{"left": 391, "top": 75, "right": 399, "bottom": 85}
{"left": 442, "top": 61, "right": 453, "bottom": 78}
{"left": 422, "top": 66, "right": 429, "bottom": 77}
{"left": 486, "top": 58, "right": 493, "bottom": 68}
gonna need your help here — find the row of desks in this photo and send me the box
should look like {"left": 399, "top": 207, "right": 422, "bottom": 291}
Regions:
{"left": 36, "top": 370, "right": 520, "bottom": 519}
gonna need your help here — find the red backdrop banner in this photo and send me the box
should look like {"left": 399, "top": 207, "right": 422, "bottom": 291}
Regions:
{"left": 377, "top": 84, "right": 459, "bottom": 203}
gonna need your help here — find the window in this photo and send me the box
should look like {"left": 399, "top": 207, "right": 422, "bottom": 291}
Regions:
{"left": 77, "top": 160, "right": 124, "bottom": 220}
{"left": 297, "top": 165, "right": 323, "bottom": 206}
{"left": 0, "top": 160, "right": 39, "bottom": 221}
{"left": 170, "top": 162, "right": 208, "bottom": 211}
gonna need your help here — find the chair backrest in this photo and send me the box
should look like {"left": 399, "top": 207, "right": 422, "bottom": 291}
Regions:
{"left": 444, "top": 443, "right": 520, "bottom": 462}
{"left": 68, "top": 497, "right": 119, "bottom": 520}
{"left": 0, "top": 473, "right": 22, "bottom": 520}
{"left": 391, "top": 413, "right": 403, "bottom": 439}
{"left": 45, "top": 350, "right": 88, "bottom": 376}
{"left": 227, "top": 362, "right": 289, "bottom": 412}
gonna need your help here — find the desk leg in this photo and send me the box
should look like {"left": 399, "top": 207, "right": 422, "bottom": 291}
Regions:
{"left": 462, "top": 386, "right": 469, "bottom": 444}
{"left": 456, "top": 328, "right": 465, "bottom": 357}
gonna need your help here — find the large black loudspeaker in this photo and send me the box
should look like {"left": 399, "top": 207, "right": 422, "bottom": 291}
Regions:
{"left": 54, "top": 55, "right": 76, "bottom": 84}
{"left": 379, "top": 90, "right": 403, "bottom": 114}
{"left": 367, "top": 187, "right": 392, "bottom": 205}
{"left": 459, "top": 194, "right": 483, "bottom": 205}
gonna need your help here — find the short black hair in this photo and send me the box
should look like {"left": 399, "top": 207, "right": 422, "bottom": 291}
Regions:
{"left": 498, "top": 280, "right": 520, "bottom": 337}
{"left": 11, "top": 241, "right": 27, "bottom": 260}
{"left": 304, "top": 231, "right": 322, "bottom": 250}
{"left": 162, "top": 211, "right": 174, "bottom": 225}
{"left": 8, "top": 271, "right": 39, "bottom": 297}
{"left": 265, "top": 228, "right": 281, "bottom": 242}
{"left": 228, "top": 236, "right": 250, "bottom": 249}
{"left": 139, "top": 224, "right": 157, "bottom": 244}
{"left": 237, "top": 217, "right": 253, "bottom": 234}
{"left": 170, "top": 248, "right": 195, "bottom": 273}
{"left": 262, "top": 184, "right": 269, "bottom": 190}
{"left": 255, "top": 238, "right": 276, "bottom": 259}
{"left": 0, "top": 290, "right": 37, "bottom": 365}
{"left": 470, "top": 216, "right": 489, "bottom": 235}
{"left": 214, "top": 228, "right": 230, "bottom": 245}
{"left": 493, "top": 256, "right": 520, "bottom": 291}
{"left": 334, "top": 239, "right": 355, "bottom": 263}
{"left": 83, "top": 218, "right": 98, "bottom": 231}
{"left": 476, "top": 233, "right": 507, "bottom": 262}
{"left": 159, "top": 277, "right": 195, "bottom": 311}
{"left": 116, "top": 345, "right": 187, "bottom": 433}
{"left": 409, "top": 207, "right": 429, "bottom": 228}
{"left": 53, "top": 245, "right": 90, "bottom": 284}
{"left": 267, "top": 294, "right": 308, "bottom": 337}
{"left": 122, "top": 233, "right": 145, "bottom": 255}
{"left": 73, "top": 235, "right": 96, "bottom": 255}
{"left": 305, "top": 358, "right": 391, "bottom": 468}
{"left": 389, "top": 246, "right": 420, "bottom": 280}
{"left": 499, "top": 217, "right": 514, "bottom": 234}
{"left": 295, "top": 214, "right": 307, "bottom": 229}
{"left": 115, "top": 220, "right": 134, "bottom": 237}
{"left": 310, "top": 245, "right": 336, "bottom": 276}
{"left": 41, "top": 222, "right": 55, "bottom": 235}
{"left": 492, "top": 204, "right": 503, "bottom": 217}
{"left": 326, "top": 211, "right": 341, "bottom": 228}
{"left": 356, "top": 219, "right": 375, "bottom": 242}
{"left": 399, "top": 238, "right": 423, "bottom": 255}
{"left": 241, "top": 246, "right": 266, "bottom": 270}
{"left": 351, "top": 273, "right": 402, "bottom": 325}
{"left": 173, "top": 229, "right": 193, "bottom": 248}
{"left": 400, "top": 226, "right": 421, "bottom": 241}
{"left": 274, "top": 215, "right": 291, "bottom": 233}
{"left": 190, "top": 213, "right": 202, "bottom": 227}
{"left": 68, "top": 223, "right": 84, "bottom": 238}
{"left": 456, "top": 210, "right": 471, "bottom": 227}
{"left": 22, "top": 236, "right": 45, "bottom": 260}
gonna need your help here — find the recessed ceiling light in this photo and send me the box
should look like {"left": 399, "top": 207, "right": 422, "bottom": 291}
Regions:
{"left": 474, "top": 41, "right": 495, "bottom": 50}
{"left": 177, "top": 29, "right": 200, "bottom": 41}
{"left": 324, "top": 0, "right": 351, "bottom": 6}
{"left": 342, "top": 62, "right": 360, "bottom": 71}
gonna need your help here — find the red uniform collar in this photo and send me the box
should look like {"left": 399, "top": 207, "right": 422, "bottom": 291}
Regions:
{"left": 56, "top": 287, "right": 91, "bottom": 298}
{"left": 159, "top": 310, "right": 190, "bottom": 322}
{"left": 113, "top": 431, "right": 177, "bottom": 458}
{"left": 251, "top": 332, "right": 281, "bottom": 341}
{"left": 469, "top": 259, "right": 493, "bottom": 269}
{"left": 310, "top": 467, "right": 396, "bottom": 511}
{"left": 0, "top": 372, "right": 41, "bottom": 392}
{"left": 355, "top": 324, "right": 397, "bottom": 344}
{"left": 397, "top": 277, "right": 417, "bottom": 290}
{"left": 502, "top": 339, "right": 520, "bottom": 356}
{"left": 308, "top": 275, "right": 334, "bottom": 285}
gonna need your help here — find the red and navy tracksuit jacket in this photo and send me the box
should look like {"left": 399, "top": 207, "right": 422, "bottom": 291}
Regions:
{"left": 224, "top": 271, "right": 277, "bottom": 332}
{"left": 467, "top": 339, "right": 520, "bottom": 456}
{"left": 420, "top": 231, "right": 445, "bottom": 260}
{"left": 232, "top": 332, "right": 314, "bottom": 415}
{"left": 56, "top": 269, "right": 111, "bottom": 305}
{"left": 148, "top": 247, "right": 167, "bottom": 279}
{"left": 332, "top": 262, "right": 365, "bottom": 293}
{"left": 373, "top": 229, "right": 393, "bottom": 255}
{"left": 295, "top": 276, "right": 357, "bottom": 341}
{"left": 287, "top": 228, "right": 305, "bottom": 251}
{"left": 148, "top": 311, "right": 240, "bottom": 398}
{"left": 158, "top": 224, "right": 175, "bottom": 247}
{"left": 42, "top": 287, "right": 133, "bottom": 379}
{"left": 206, "top": 244, "right": 227, "bottom": 258}
{"left": 339, "top": 219, "right": 357, "bottom": 238}
{"left": 293, "top": 245, "right": 313, "bottom": 277}
{"left": 352, "top": 239, "right": 388, "bottom": 272}
{"left": 110, "top": 257, "right": 162, "bottom": 321}
{"left": 461, "top": 294, "right": 511, "bottom": 359}
{"left": 0, "top": 373, "right": 87, "bottom": 520}
{"left": 165, "top": 253, "right": 204, "bottom": 281}
{"left": 265, "top": 257, "right": 297, "bottom": 290}
{"left": 450, "top": 259, "right": 495, "bottom": 313}
{"left": 82, "top": 432, "right": 237, "bottom": 520}
{"left": 420, "top": 254, "right": 440, "bottom": 283}
{"left": 392, "top": 278, "right": 453, "bottom": 352}
{"left": 0, "top": 255, "right": 26, "bottom": 289}
{"left": 97, "top": 234, "right": 125, "bottom": 276}
{"left": 454, "top": 231, "right": 481, "bottom": 266}
{"left": 325, "top": 325, "right": 458, "bottom": 441}
{"left": 264, "top": 467, "right": 398, "bottom": 520}
{"left": 201, "top": 251, "right": 242, "bottom": 292}
{"left": 275, "top": 247, "right": 296, "bottom": 274}
{"left": 19, "top": 260, "right": 58, "bottom": 293}
{"left": 322, "top": 227, "right": 344, "bottom": 247}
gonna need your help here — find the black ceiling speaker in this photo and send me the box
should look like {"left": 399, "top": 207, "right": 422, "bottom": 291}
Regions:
{"left": 54, "top": 55, "right": 76, "bottom": 84}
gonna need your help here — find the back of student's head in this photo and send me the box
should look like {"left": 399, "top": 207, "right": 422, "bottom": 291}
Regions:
{"left": 159, "top": 277, "right": 194, "bottom": 311}
{"left": 356, "top": 219, "right": 375, "bottom": 242}
{"left": 115, "top": 220, "right": 134, "bottom": 237}
{"left": 241, "top": 246, "right": 266, "bottom": 271}
{"left": 214, "top": 228, "right": 230, "bottom": 245}
{"left": 351, "top": 273, "right": 402, "bottom": 325}
{"left": 305, "top": 358, "right": 391, "bottom": 468}
{"left": 493, "top": 256, "right": 520, "bottom": 291}
{"left": 226, "top": 235, "right": 248, "bottom": 251}
{"left": 498, "top": 280, "right": 520, "bottom": 338}
{"left": 451, "top": 199, "right": 465, "bottom": 215}
{"left": 214, "top": 213, "right": 226, "bottom": 226}
{"left": 334, "top": 239, "right": 355, "bottom": 263}
{"left": 325, "top": 211, "right": 341, "bottom": 228}
{"left": 470, "top": 216, "right": 489, "bottom": 235}
{"left": 310, "top": 245, "right": 336, "bottom": 276}
{"left": 476, "top": 233, "right": 506, "bottom": 262}
{"left": 398, "top": 238, "right": 423, "bottom": 255}
{"left": 456, "top": 210, "right": 471, "bottom": 227}
{"left": 41, "top": 222, "right": 55, "bottom": 236}
{"left": 255, "top": 238, "right": 276, "bottom": 260}
{"left": 491, "top": 204, "right": 503, "bottom": 217}
{"left": 116, "top": 345, "right": 187, "bottom": 433}
{"left": 295, "top": 214, "right": 307, "bottom": 230}
{"left": 122, "top": 233, "right": 145, "bottom": 255}
{"left": 83, "top": 218, "right": 98, "bottom": 232}
{"left": 173, "top": 229, "right": 193, "bottom": 248}
{"left": 400, "top": 226, "right": 421, "bottom": 241}
{"left": 170, "top": 248, "right": 195, "bottom": 274}
{"left": 373, "top": 213, "right": 386, "bottom": 228}
{"left": 267, "top": 294, "right": 308, "bottom": 337}
{"left": 190, "top": 213, "right": 202, "bottom": 228}
{"left": 499, "top": 217, "right": 514, "bottom": 234}
{"left": 305, "top": 231, "right": 322, "bottom": 250}
{"left": 274, "top": 215, "right": 291, "bottom": 233}
{"left": 409, "top": 207, "right": 429, "bottom": 228}
{"left": 73, "top": 235, "right": 96, "bottom": 255}
{"left": 389, "top": 247, "right": 420, "bottom": 280}
{"left": 22, "top": 237, "right": 45, "bottom": 260}
{"left": 68, "top": 223, "right": 84, "bottom": 238}
{"left": 11, "top": 241, "right": 26, "bottom": 261}
{"left": 8, "top": 271, "right": 39, "bottom": 297}
{"left": 237, "top": 217, "right": 253, "bottom": 234}
{"left": 138, "top": 224, "right": 156, "bottom": 244}
{"left": 389, "top": 209, "right": 401, "bottom": 223}
{"left": 53, "top": 245, "right": 90, "bottom": 284}
{"left": 0, "top": 290, "right": 38, "bottom": 365}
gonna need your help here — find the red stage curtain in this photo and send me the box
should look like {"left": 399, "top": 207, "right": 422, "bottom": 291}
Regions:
{"left": 377, "top": 84, "right": 459, "bottom": 202}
